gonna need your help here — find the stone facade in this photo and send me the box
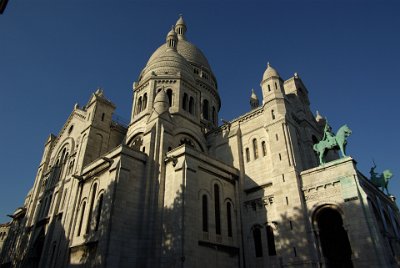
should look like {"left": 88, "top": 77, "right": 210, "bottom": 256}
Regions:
{"left": 1, "top": 16, "right": 399, "bottom": 268}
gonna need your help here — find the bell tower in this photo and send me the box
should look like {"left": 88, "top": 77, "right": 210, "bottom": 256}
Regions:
{"left": 260, "top": 62, "right": 285, "bottom": 104}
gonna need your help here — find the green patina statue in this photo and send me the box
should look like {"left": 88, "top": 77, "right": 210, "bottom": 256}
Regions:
{"left": 313, "top": 122, "right": 352, "bottom": 165}
{"left": 370, "top": 163, "right": 393, "bottom": 195}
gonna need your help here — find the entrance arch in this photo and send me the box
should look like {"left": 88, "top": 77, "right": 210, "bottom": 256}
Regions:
{"left": 315, "top": 207, "right": 353, "bottom": 268}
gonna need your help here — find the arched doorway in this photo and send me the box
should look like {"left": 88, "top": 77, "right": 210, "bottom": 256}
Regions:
{"left": 316, "top": 207, "right": 353, "bottom": 268}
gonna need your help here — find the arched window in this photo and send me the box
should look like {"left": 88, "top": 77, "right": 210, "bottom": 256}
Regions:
{"left": 202, "top": 195, "right": 208, "bottom": 232}
{"left": 266, "top": 225, "right": 277, "bottom": 256}
{"left": 262, "top": 141, "right": 267, "bottom": 156}
{"left": 166, "top": 89, "right": 173, "bottom": 107}
{"left": 77, "top": 201, "right": 86, "bottom": 236}
{"left": 203, "top": 99, "right": 209, "bottom": 120}
{"left": 227, "top": 202, "right": 232, "bottom": 237}
{"left": 143, "top": 93, "right": 148, "bottom": 110}
{"left": 129, "top": 134, "right": 143, "bottom": 151}
{"left": 44, "top": 194, "right": 52, "bottom": 216}
{"left": 214, "top": 184, "right": 221, "bottom": 235}
{"left": 271, "top": 110, "right": 276, "bottom": 120}
{"left": 246, "top": 148, "right": 250, "bottom": 162}
{"left": 212, "top": 106, "right": 216, "bottom": 125}
{"left": 253, "top": 139, "right": 258, "bottom": 159}
{"left": 95, "top": 194, "right": 104, "bottom": 232}
{"left": 137, "top": 96, "right": 142, "bottom": 113}
{"left": 86, "top": 184, "right": 98, "bottom": 234}
{"left": 182, "top": 93, "right": 188, "bottom": 111}
{"left": 253, "top": 227, "right": 263, "bottom": 257}
{"left": 189, "top": 97, "right": 195, "bottom": 115}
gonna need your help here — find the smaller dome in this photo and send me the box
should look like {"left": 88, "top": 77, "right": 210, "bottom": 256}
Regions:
{"left": 315, "top": 110, "right": 326, "bottom": 126}
{"left": 153, "top": 89, "right": 169, "bottom": 114}
{"left": 176, "top": 15, "right": 185, "bottom": 27}
{"left": 250, "top": 89, "right": 259, "bottom": 109}
{"left": 262, "top": 62, "right": 280, "bottom": 81}
{"left": 175, "top": 15, "right": 187, "bottom": 38}
{"left": 167, "top": 26, "right": 177, "bottom": 39}
{"left": 250, "top": 88, "right": 258, "bottom": 100}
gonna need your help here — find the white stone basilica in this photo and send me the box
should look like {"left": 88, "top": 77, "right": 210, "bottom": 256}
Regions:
{"left": 1, "top": 16, "right": 399, "bottom": 268}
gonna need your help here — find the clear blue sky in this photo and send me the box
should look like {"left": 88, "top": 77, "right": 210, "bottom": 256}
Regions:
{"left": 0, "top": 1, "right": 399, "bottom": 223}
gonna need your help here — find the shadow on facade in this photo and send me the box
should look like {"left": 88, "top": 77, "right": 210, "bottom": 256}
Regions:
{"left": 160, "top": 185, "right": 184, "bottom": 267}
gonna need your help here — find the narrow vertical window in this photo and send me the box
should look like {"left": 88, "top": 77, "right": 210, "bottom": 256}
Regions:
{"left": 212, "top": 106, "right": 216, "bottom": 125}
{"left": 101, "top": 113, "right": 105, "bottom": 121}
{"left": 189, "top": 97, "right": 194, "bottom": 115}
{"left": 253, "top": 227, "right": 263, "bottom": 257}
{"left": 45, "top": 194, "right": 52, "bottom": 216}
{"left": 246, "top": 148, "right": 250, "bottom": 162}
{"left": 202, "top": 195, "right": 208, "bottom": 232}
{"left": 227, "top": 202, "right": 232, "bottom": 237}
{"left": 203, "top": 99, "right": 209, "bottom": 120}
{"left": 86, "top": 184, "right": 97, "bottom": 234}
{"left": 268, "top": 84, "right": 271, "bottom": 92}
{"left": 275, "top": 82, "right": 278, "bottom": 90}
{"left": 137, "top": 96, "right": 142, "bottom": 113}
{"left": 271, "top": 109, "right": 276, "bottom": 120}
{"left": 266, "top": 225, "right": 277, "bottom": 256}
{"left": 77, "top": 201, "right": 86, "bottom": 236}
{"left": 95, "top": 194, "right": 104, "bottom": 232}
{"left": 214, "top": 184, "right": 221, "bottom": 235}
{"left": 182, "top": 93, "right": 188, "bottom": 111}
{"left": 61, "top": 189, "right": 68, "bottom": 210}
{"left": 262, "top": 141, "right": 267, "bottom": 156}
{"left": 166, "top": 89, "right": 173, "bottom": 107}
{"left": 143, "top": 93, "right": 147, "bottom": 110}
{"left": 253, "top": 139, "right": 258, "bottom": 159}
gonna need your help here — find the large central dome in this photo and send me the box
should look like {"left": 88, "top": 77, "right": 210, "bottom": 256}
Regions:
{"left": 144, "top": 16, "right": 215, "bottom": 77}
{"left": 147, "top": 39, "right": 213, "bottom": 73}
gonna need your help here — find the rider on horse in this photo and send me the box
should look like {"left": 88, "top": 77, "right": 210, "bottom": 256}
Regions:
{"left": 322, "top": 121, "right": 336, "bottom": 147}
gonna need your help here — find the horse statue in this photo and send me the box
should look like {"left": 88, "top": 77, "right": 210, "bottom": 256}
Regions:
{"left": 370, "top": 164, "right": 393, "bottom": 195}
{"left": 313, "top": 124, "right": 352, "bottom": 164}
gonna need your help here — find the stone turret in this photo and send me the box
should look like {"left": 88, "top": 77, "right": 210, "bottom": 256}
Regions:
{"left": 175, "top": 15, "right": 187, "bottom": 38}
{"left": 260, "top": 62, "right": 285, "bottom": 104}
{"left": 250, "top": 89, "right": 259, "bottom": 110}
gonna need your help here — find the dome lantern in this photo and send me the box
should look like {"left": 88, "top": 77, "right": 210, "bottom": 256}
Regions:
{"left": 166, "top": 26, "right": 177, "bottom": 50}
{"left": 175, "top": 14, "right": 187, "bottom": 38}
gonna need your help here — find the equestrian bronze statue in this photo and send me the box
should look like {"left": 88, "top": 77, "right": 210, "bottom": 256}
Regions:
{"left": 313, "top": 123, "right": 352, "bottom": 165}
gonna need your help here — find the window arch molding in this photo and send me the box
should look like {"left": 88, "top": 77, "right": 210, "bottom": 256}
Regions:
{"left": 223, "top": 197, "right": 235, "bottom": 208}
{"left": 52, "top": 139, "right": 74, "bottom": 166}
{"left": 209, "top": 179, "right": 224, "bottom": 197}
{"left": 310, "top": 203, "right": 346, "bottom": 228}
{"left": 94, "top": 190, "right": 105, "bottom": 232}
{"left": 127, "top": 133, "right": 144, "bottom": 151}
{"left": 174, "top": 131, "right": 205, "bottom": 152}
{"left": 261, "top": 140, "right": 267, "bottom": 156}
